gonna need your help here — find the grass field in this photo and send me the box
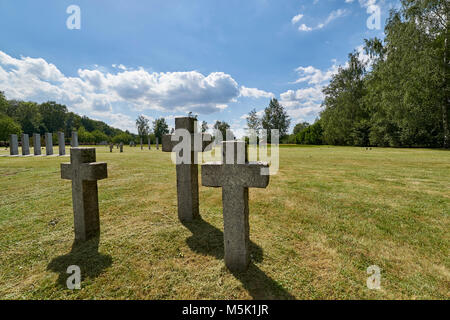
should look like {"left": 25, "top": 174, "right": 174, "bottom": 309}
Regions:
{"left": 0, "top": 144, "right": 449, "bottom": 299}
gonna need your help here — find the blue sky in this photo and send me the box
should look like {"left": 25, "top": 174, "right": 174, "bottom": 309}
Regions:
{"left": 0, "top": 0, "right": 396, "bottom": 135}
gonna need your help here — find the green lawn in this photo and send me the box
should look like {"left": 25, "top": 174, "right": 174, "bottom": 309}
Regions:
{"left": 0, "top": 145, "right": 448, "bottom": 299}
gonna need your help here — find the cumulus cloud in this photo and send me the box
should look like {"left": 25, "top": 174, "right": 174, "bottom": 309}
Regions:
{"left": 0, "top": 51, "right": 260, "bottom": 120}
{"left": 239, "top": 86, "right": 274, "bottom": 99}
{"left": 280, "top": 60, "right": 343, "bottom": 123}
{"left": 292, "top": 60, "right": 340, "bottom": 85}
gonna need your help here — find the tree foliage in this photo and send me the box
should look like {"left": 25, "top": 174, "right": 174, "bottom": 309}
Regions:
{"left": 262, "top": 98, "right": 291, "bottom": 142}
{"left": 319, "top": 0, "right": 449, "bottom": 148}
{"left": 153, "top": 118, "right": 169, "bottom": 140}
{"left": 213, "top": 120, "right": 232, "bottom": 140}
{"left": 136, "top": 115, "right": 150, "bottom": 138}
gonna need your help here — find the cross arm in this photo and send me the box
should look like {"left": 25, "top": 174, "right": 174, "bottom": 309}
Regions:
{"left": 80, "top": 162, "right": 108, "bottom": 181}
{"left": 201, "top": 162, "right": 269, "bottom": 188}
{"left": 61, "top": 163, "right": 72, "bottom": 180}
{"left": 201, "top": 162, "right": 223, "bottom": 187}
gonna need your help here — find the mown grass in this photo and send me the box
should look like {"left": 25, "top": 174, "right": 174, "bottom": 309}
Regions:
{"left": 0, "top": 145, "right": 448, "bottom": 299}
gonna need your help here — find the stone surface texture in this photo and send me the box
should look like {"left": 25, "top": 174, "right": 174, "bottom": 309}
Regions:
{"left": 61, "top": 148, "right": 107, "bottom": 241}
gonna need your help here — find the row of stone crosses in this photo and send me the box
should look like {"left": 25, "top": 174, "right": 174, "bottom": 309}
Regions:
{"left": 9, "top": 131, "right": 162, "bottom": 156}
{"left": 62, "top": 117, "right": 270, "bottom": 272}
{"left": 9, "top": 131, "right": 80, "bottom": 156}
{"left": 109, "top": 137, "right": 160, "bottom": 152}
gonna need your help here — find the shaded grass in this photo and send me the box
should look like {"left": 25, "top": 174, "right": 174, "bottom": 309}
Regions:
{"left": 0, "top": 145, "right": 449, "bottom": 299}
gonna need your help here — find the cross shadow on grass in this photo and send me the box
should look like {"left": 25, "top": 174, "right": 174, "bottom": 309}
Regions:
{"left": 182, "top": 218, "right": 295, "bottom": 299}
{"left": 47, "top": 236, "right": 112, "bottom": 288}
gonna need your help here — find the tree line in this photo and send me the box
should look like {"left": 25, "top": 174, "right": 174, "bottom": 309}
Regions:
{"left": 0, "top": 93, "right": 173, "bottom": 145}
{"left": 284, "top": 0, "right": 448, "bottom": 148}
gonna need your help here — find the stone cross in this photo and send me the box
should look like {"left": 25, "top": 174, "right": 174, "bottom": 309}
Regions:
{"left": 45, "top": 133, "right": 53, "bottom": 156}
{"left": 119, "top": 142, "right": 123, "bottom": 152}
{"left": 61, "top": 148, "right": 108, "bottom": 241}
{"left": 156, "top": 137, "right": 159, "bottom": 150}
{"left": 10, "top": 134, "right": 18, "bottom": 155}
{"left": 162, "top": 117, "right": 212, "bottom": 222}
{"left": 58, "top": 132, "right": 65, "bottom": 156}
{"left": 71, "top": 131, "right": 79, "bottom": 147}
{"left": 109, "top": 143, "right": 114, "bottom": 152}
{"left": 201, "top": 141, "right": 269, "bottom": 272}
{"left": 21, "top": 134, "right": 30, "bottom": 156}
{"left": 33, "top": 133, "right": 41, "bottom": 156}
{"left": 148, "top": 135, "right": 151, "bottom": 150}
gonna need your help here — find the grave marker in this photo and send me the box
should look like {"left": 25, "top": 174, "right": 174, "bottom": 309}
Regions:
{"left": 21, "top": 133, "right": 30, "bottom": 156}
{"left": 33, "top": 133, "right": 41, "bottom": 156}
{"left": 58, "top": 132, "right": 65, "bottom": 156}
{"left": 162, "top": 117, "right": 212, "bottom": 221}
{"left": 71, "top": 131, "right": 79, "bottom": 147}
{"left": 61, "top": 148, "right": 108, "bottom": 241}
{"left": 10, "top": 134, "right": 18, "bottom": 155}
{"left": 201, "top": 141, "right": 269, "bottom": 271}
{"left": 45, "top": 133, "right": 53, "bottom": 156}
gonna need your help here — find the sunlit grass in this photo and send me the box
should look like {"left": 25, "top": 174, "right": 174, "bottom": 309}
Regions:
{"left": 0, "top": 145, "right": 448, "bottom": 299}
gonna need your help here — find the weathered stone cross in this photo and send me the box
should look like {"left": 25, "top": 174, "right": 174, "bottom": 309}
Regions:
{"left": 162, "top": 117, "right": 212, "bottom": 222}
{"left": 202, "top": 141, "right": 269, "bottom": 272}
{"left": 61, "top": 148, "right": 108, "bottom": 242}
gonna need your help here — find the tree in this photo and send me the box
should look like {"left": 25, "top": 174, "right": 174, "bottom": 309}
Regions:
{"left": 213, "top": 120, "right": 232, "bottom": 140}
{"left": 246, "top": 108, "right": 262, "bottom": 135}
{"left": 0, "top": 113, "right": 21, "bottom": 142}
{"left": 65, "top": 112, "right": 81, "bottom": 138}
{"left": 38, "top": 101, "right": 67, "bottom": 132}
{"left": 261, "top": 98, "right": 291, "bottom": 142}
{"left": 111, "top": 132, "right": 131, "bottom": 144}
{"left": 77, "top": 126, "right": 94, "bottom": 144}
{"left": 11, "top": 101, "right": 43, "bottom": 135}
{"left": 321, "top": 52, "right": 368, "bottom": 145}
{"left": 136, "top": 115, "right": 150, "bottom": 139}
{"left": 296, "top": 120, "right": 323, "bottom": 145}
{"left": 201, "top": 121, "right": 208, "bottom": 133}
{"left": 91, "top": 130, "right": 109, "bottom": 143}
{"left": 0, "top": 91, "right": 8, "bottom": 115}
{"left": 293, "top": 122, "right": 310, "bottom": 135}
{"left": 153, "top": 118, "right": 169, "bottom": 140}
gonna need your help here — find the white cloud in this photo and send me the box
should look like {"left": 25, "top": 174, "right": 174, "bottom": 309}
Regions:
{"left": 295, "top": 9, "right": 349, "bottom": 32}
{"left": 280, "top": 59, "right": 343, "bottom": 123}
{"left": 317, "top": 9, "right": 348, "bottom": 29}
{"left": 293, "top": 60, "right": 340, "bottom": 85}
{"left": 298, "top": 24, "right": 313, "bottom": 31}
{"left": 358, "top": 0, "right": 378, "bottom": 8}
{"left": 239, "top": 86, "right": 274, "bottom": 99}
{"left": 240, "top": 109, "right": 264, "bottom": 120}
{"left": 291, "top": 14, "right": 304, "bottom": 24}
{"left": 345, "top": 0, "right": 355, "bottom": 3}
{"left": 0, "top": 50, "right": 248, "bottom": 119}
